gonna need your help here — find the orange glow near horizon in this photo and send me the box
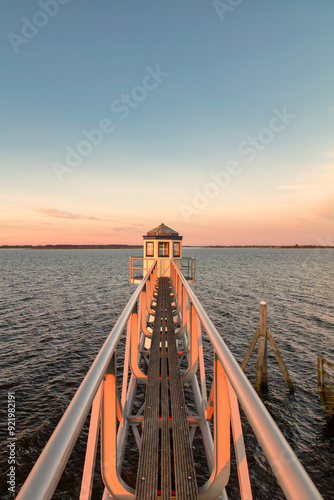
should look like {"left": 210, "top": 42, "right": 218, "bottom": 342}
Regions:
{"left": 1, "top": 163, "right": 333, "bottom": 247}
{"left": 1, "top": 210, "right": 333, "bottom": 247}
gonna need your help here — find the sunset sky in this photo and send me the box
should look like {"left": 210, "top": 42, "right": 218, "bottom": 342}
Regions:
{"left": 1, "top": 1, "right": 334, "bottom": 246}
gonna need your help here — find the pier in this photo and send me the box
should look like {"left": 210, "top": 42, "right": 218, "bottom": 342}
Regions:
{"left": 136, "top": 277, "right": 197, "bottom": 499}
{"left": 16, "top": 224, "right": 323, "bottom": 500}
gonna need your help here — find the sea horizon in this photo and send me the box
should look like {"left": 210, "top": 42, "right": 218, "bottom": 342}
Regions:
{"left": 1, "top": 244, "right": 334, "bottom": 250}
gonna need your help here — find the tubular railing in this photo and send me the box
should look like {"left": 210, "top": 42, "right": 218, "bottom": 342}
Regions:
{"left": 16, "top": 261, "right": 157, "bottom": 500}
{"left": 16, "top": 258, "right": 322, "bottom": 500}
{"left": 170, "top": 261, "right": 322, "bottom": 500}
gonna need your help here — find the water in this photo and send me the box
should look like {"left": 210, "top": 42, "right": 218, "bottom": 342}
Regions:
{"left": 0, "top": 248, "right": 333, "bottom": 499}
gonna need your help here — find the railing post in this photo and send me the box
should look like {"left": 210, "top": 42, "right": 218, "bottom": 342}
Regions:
{"left": 175, "top": 275, "right": 182, "bottom": 314}
{"left": 146, "top": 279, "right": 150, "bottom": 309}
{"left": 146, "top": 278, "right": 154, "bottom": 314}
{"left": 199, "top": 354, "right": 230, "bottom": 499}
{"left": 129, "top": 257, "right": 132, "bottom": 283}
{"left": 227, "top": 381, "right": 253, "bottom": 500}
{"left": 140, "top": 286, "right": 152, "bottom": 337}
{"left": 79, "top": 384, "right": 103, "bottom": 500}
{"left": 150, "top": 272, "right": 156, "bottom": 301}
{"left": 182, "top": 285, "right": 187, "bottom": 332}
{"left": 190, "top": 304, "right": 199, "bottom": 366}
{"left": 121, "top": 319, "right": 131, "bottom": 412}
{"left": 130, "top": 304, "right": 147, "bottom": 383}
{"left": 153, "top": 263, "right": 157, "bottom": 289}
{"left": 214, "top": 353, "right": 230, "bottom": 481}
{"left": 182, "top": 303, "right": 199, "bottom": 383}
{"left": 101, "top": 354, "right": 135, "bottom": 498}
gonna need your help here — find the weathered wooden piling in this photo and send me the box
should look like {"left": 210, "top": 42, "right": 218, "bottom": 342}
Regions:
{"left": 318, "top": 357, "right": 334, "bottom": 419}
{"left": 241, "top": 302, "right": 294, "bottom": 392}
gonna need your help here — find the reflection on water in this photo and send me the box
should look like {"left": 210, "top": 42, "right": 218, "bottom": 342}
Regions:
{"left": 0, "top": 248, "right": 333, "bottom": 499}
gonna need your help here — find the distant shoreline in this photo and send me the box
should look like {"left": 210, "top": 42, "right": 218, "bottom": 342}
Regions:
{"left": 200, "top": 245, "right": 334, "bottom": 249}
{"left": 0, "top": 244, "right": 333, "bottom": 250}
{"left": 0, "top": 245, "right": 143, "bottom": 250}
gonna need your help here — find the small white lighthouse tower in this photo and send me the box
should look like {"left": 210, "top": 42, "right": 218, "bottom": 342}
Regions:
{"left": 143, "top": 222, "right": 183, "bottom": 278}
{"left": 130, "top": 223, "right": 195, "bottom": 284}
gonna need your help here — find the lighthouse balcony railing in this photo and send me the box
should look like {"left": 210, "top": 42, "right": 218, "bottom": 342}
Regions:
{"left": 174, "top": 256, "right": 196, "bottom": 282}
{"left": 130, "top": 255, "right": 195, "bottom": 283}
{"left": 129, "top": 256, "right": 145, "bottom": 283}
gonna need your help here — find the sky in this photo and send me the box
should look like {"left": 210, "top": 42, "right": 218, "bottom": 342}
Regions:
{"left": 1, "top": 0, "right": 334, "bottom": 246}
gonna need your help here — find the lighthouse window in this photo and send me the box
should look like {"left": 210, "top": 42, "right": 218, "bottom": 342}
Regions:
{"left": 158, "top": 242, "right": 169, "bottom": 257}
{"left": 173, "top": 242, "right": 180, "bottom": 257}
{"left": 146, "top": 242, "right": 154, "bottom": 257}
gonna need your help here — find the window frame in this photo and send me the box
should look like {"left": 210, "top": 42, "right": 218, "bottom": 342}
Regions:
{"left": 145, "top": 242, "right": 154, "bottom": 257}
{"left": 173, "top": 242, "right": 181, "bottom": 257}
{"left": 158, "top": 242, "right": 169, "bottom": 257}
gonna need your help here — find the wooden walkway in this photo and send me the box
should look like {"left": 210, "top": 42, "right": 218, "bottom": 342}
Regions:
{"left": 135, "top": 277, "right": 198, "bottom": 499}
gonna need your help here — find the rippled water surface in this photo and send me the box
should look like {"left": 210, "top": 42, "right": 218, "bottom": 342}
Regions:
{"left": 0, "top": 248, "right": 333, "bottom": 499}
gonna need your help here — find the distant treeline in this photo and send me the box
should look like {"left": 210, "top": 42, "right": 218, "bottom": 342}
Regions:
{"left": 1, "top": 244, "right": 333, "bottom": 250}
{"left": 0, "top": 244, "right": 143, "bottom": 250}
{"left": 201, "top": 245, "right": 334, "bottom": 249}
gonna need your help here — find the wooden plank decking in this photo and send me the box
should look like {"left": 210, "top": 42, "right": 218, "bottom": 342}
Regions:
{"left": 136, "top": 277, "right": 198, "bottom": 499}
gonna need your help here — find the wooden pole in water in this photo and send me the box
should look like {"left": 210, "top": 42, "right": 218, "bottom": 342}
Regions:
{"left": 254, "top": 302, "right": 268, "bottom": 391}
{"left": 240, "top": 328, "right": 260, "bottom": 371}
{"left": 242, "top": 301, "right": 295, "bottom": 393}
{"left": 267, "top": 329, "right": 294, "bottom": 392}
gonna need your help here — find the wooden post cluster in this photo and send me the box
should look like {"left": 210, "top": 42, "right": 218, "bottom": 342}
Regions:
{"left": 241, "top": 302, "right": 294, "bottom": 392}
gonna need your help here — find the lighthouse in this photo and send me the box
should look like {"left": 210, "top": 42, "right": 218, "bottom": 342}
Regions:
{"left": 130, "top": 223, "right": 194, "bottom": 284}
{"left": 143, "top": 222, "right": 182, "bottom": 277}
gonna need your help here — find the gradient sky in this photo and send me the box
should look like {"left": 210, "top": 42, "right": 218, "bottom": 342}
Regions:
{"left": 1, "top": 0, "right": 334, "bottom": 246}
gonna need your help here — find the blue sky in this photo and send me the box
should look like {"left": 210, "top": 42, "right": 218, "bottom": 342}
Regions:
{"left": 1, "top": 0, "right": 334, "bottom": 245}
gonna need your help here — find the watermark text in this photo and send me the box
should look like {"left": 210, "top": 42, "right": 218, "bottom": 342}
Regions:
{"left": 7, "top": 392, "right": 16, "bottom": 495}
{"left": 52, "top": 65, "right": 169, "bottom": 182}
{"left": 8, "top": 0, "right": 72, "bottom": 54}
{"left": 179, "top": 107, "right": 296, "bottom": 222}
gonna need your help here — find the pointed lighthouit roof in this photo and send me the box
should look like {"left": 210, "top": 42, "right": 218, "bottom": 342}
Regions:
{"left": 144, "top": 223, "right": 182, "bottom": 240}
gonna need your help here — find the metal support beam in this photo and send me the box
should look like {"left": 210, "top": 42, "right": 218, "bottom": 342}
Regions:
{"left": 101, "top": 354, "right": 135, "bottom": 499}
{"left": 199, "top": 354, "right": 230, "bottom": 499}
{"left": 182, "top": 303, "right": 199, "bottom": 383}
{"left": 227, "top": 381, "right": 252, "bottom": 500}
{"left": 140, "top": 288, "right": 152, "bottom": 337}
{"left": 130, "top": 304, "right": 147, "bottom": 383}
{"left": 79, "top": 384, "right": 103, "bottom": 500}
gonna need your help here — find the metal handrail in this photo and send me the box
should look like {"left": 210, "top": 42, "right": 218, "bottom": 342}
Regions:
{"left": 171, "top": 262, "right": 322, "bottom": 500}
{"left": 17, "top": 260, "right": 157, "bottom": 500}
